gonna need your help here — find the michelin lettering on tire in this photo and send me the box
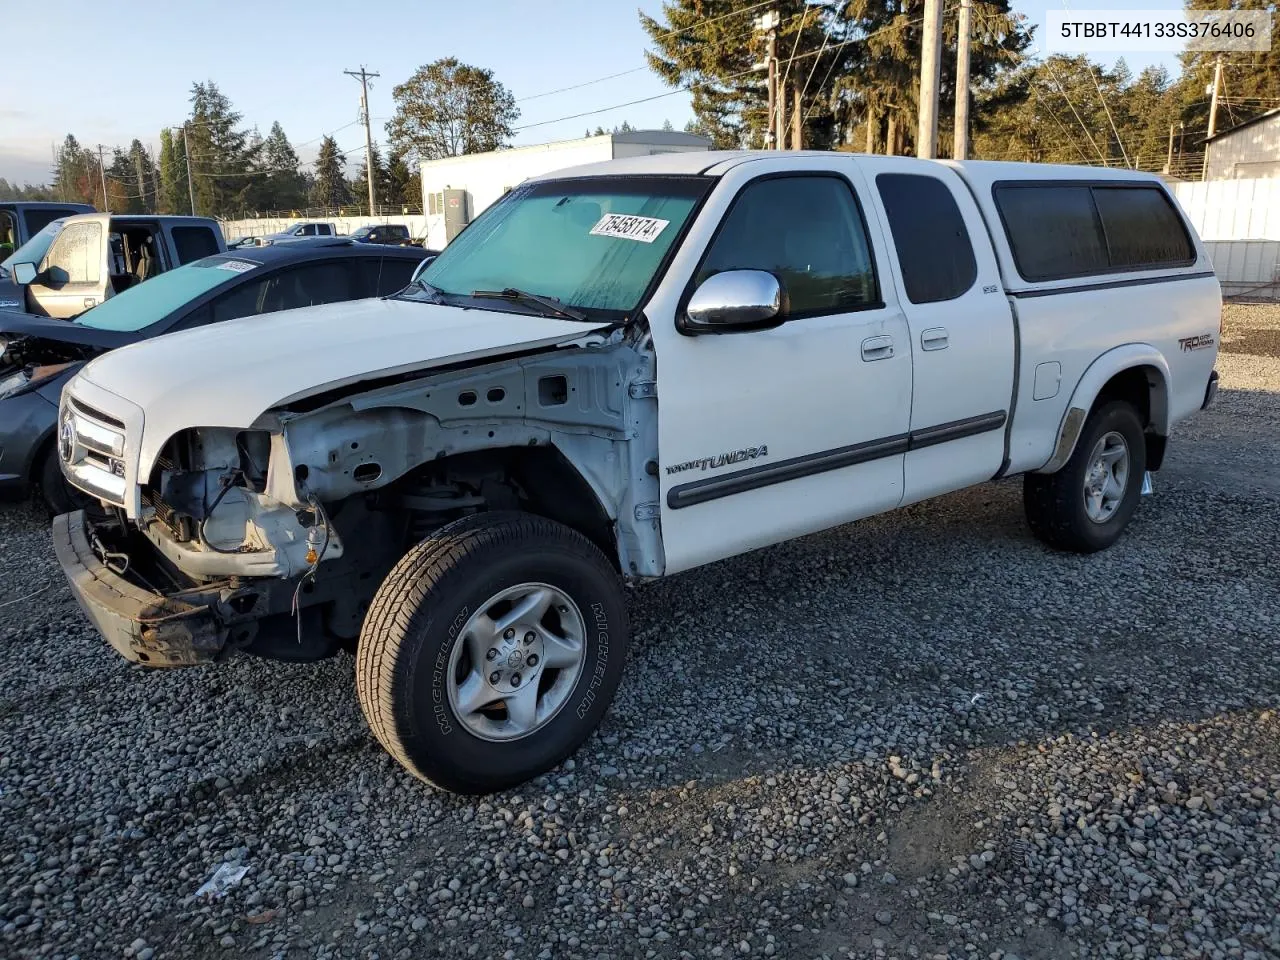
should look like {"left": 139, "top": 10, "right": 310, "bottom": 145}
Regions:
{"left": 432, "top": 604, "right": 469, "bottom": 735}
{"left": 578, "top": 601, "right": 612, "bottom": 719}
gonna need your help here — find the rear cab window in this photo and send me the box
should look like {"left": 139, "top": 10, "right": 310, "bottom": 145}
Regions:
{"left": 876, "top": 173, "right": 977, "bottom": 304}
{"left": 993, "top": 181, "right": 1195, "bottom": 282}
{"left": 172, "top": 226, "right": 222, "bottom": 264}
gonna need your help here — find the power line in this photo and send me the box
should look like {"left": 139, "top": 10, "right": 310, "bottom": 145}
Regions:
{"left": 1039, "top": 57, "right": 1109, "bottom": 164}
{"left": 519, "top": 9, "right": 937, "bottom": 135}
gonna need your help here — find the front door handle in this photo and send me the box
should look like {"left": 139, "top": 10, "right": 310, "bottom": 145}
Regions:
{"left": 921, "top": 327, "right": 949, "bottom": 351}
{"left": 861, "top": 335, "right": 894, "bottom": 361}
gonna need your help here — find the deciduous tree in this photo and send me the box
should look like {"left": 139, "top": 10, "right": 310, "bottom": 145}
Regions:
{"left": 387, "top": 58, "right": 519, "bottom": 163}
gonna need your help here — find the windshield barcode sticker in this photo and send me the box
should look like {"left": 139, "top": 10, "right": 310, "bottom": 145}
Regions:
{"left": 215, "top": 260, "right": 257, "bottom": 273}
{"left": 589, "top": 214, "right": 670, "bottom": 244}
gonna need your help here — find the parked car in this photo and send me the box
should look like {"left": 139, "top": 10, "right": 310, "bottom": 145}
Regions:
{"left": 228, "top": 236, "right": 264, "bottom": 249}
{"left": 0, "top": 201, "right": 95, "bottom": 259}
{"left": 6, "top": 214, "right": 226, "bottom": 318}
{"left": 350, "top": 223, "right": 414, "bottom": 246}
{"left": 50, "top": 153, "right": 1221, "bottom": 795}
{"left": 260, "top": 221, "right": 337, "bottom": 245}
{"left": 1, "top": 239, "right": 430, "bottom": 511}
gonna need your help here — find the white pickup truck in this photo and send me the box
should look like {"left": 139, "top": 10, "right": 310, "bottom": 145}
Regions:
{"left": 51, "top": 152, "right": 1221, "bottom": 794}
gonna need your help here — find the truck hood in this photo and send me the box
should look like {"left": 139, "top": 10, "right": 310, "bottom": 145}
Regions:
{"left": 73, "top": 296, "right": 609, "bottom": 474}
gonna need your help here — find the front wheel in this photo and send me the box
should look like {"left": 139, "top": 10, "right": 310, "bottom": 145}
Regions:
{"left": 355, "top": 511, "right": 629, "bottom": 794}
{"left": 1023, "top": 400, "right": 1147, "bottom": 553}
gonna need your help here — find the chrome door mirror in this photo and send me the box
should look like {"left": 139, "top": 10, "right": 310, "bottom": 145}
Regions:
{"left": 680, "top": 269, "right": 784, "bottom": 334}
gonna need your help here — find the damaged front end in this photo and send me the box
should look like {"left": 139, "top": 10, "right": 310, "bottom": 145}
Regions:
{"left": 56, "top": 421, "right": 412, "bottom": 668}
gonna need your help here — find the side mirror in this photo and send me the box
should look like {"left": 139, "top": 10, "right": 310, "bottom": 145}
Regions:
{"left": 11, "top": 262, "right": 38, "bottom": 286}
{"left": 410, "top": 256, "right": 436, "bottom": 284}
{"left": 680, "top": 269, "right": 784, "bottom": 334}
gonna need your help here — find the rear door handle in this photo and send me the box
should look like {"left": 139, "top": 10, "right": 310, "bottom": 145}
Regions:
{"left": 861, "top": 335, "right": 895, "bottom": 361}
{"left": 921, "top": 327, "right": 949, "bottom": 351}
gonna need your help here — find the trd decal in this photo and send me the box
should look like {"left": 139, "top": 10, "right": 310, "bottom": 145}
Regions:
{"left": 665, "top": 445, "right": 769, "bottom": 476}
{"left": 1179, "top": 334, "right": 1215, "bottom": 352}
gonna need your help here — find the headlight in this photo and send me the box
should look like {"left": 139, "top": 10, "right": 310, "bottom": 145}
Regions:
{"left": 0, "top": 363, "right": 75, "bottom": 400}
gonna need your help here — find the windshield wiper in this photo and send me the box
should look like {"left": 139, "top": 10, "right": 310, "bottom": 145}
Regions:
{"left": 471, "top": 287, "right": 588, "bottom": 322}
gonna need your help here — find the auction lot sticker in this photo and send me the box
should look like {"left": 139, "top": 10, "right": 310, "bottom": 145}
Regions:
{"left": 1047, "top": 9, "right": 1272, "bottom": 53}
{"left": 589, "top": 214, "right": 670, "bottom": 243}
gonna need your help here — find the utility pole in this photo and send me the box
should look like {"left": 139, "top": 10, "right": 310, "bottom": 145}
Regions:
{"left": 1203, "top": 56, "right": 1223, "bottom": 180}
{"left": 790, "top": 85, "right": 799, "bottom": 150}
{"left": 96, "top": 144, "right": 108, "bottom": 210}
{"left": 953, "top": 0, "right": 972, "bottom": 160}
{"left": 345, "top": 66, "right": 381, "bottom": 213}
{"left": 917, "top": 0, "right": 944, "bottom": 158}
{"left": 764, "top": 13, "right": 779, "bottom": 149}
{"left": 1164, "top": 123, "right": 1176, "bottom": 175}
{"left": 1207, "top": 56, "right": 1223, "bottom": 140}
{"left": 182, "top": 124, "right": 197, "bottom": 216}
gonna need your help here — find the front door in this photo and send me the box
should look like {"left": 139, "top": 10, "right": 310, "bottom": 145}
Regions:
{"left": 27, "top": 219, "right": 109, "bottom": 318}
{"left": 648, "top": 156, "right": 914, "bottom": 574}
{"left": 859, "top": 158, "right": 1016, "bottom": 504}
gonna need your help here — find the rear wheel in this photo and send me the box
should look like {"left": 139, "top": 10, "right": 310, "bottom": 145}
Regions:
{"left": 1023, "top": 401, "right": 1147, "bottom": 553}
{"left": 355, "top": 511, "right": 629, "bottom": 794}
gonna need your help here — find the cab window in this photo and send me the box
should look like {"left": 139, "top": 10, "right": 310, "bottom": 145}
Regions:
{"left": 696, "top": 175, "right": 880, "bottom": 318}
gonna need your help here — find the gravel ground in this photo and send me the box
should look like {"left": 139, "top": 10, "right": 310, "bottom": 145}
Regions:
{"left": 2, "top": 303, "right": 1278, "bottom": 960}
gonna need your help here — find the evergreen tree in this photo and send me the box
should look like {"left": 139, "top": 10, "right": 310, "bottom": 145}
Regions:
{"left": 185, "top": 80, "right": 262, "bottom": 216}
{"left": 385, "top": 148, "right": 419, "bottom": 210}
{"left": 642, "top": 0, "right": 1029, "bottom": 153}
{"left": 128, "top": 139, "right": 157, "bottom": 213}
{"left": 158, "top": 128, "right": 191, "bottom": 215}
{"left": 53, "top": 134, "right": 98, "bottom": 206}
{"left": 310, "top": 136, "right": 350, "bottom": 209}
{"left": 259, "top": 121, "right": 307, "bottom": 211}
{"left": 350, "top": 144, "right": 394, "bottom": 213}
{"left": 106, "top": 147, "right": 140, "bottom": 213}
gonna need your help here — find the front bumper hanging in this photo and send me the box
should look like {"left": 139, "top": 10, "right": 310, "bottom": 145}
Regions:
{"left": 51, "top": 510, "right": 231, "bottom": 667}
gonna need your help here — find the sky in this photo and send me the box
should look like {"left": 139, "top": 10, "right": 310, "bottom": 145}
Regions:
{"left": 0, "top": 0, "right": 1191, "bottom": 187}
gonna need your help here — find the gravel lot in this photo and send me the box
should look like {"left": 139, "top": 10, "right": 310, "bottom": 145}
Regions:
{"left": 2, "top": 303, "right": 1278, "bottom": 960}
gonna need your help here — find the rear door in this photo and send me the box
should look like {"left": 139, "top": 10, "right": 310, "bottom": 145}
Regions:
{"left": 861, "top": 158, "right": 1016, "bottom": 504}
{"left": 28, "top": 219, "right": 110, "bottom": 318}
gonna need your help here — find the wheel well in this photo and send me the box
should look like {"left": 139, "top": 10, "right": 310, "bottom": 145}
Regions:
{"left": 382, "top": 446, "right": 618, "bottom": 568}
{"left": 1092, "top": 365, "right": 1168, "bottom": 470}
{"left": 29, "top": 430, "right": 56, "bottom": 484}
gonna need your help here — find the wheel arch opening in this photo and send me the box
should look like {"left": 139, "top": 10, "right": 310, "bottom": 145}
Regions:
{"left": 1094, "top": 364, "right": 1169, "bottom": 470}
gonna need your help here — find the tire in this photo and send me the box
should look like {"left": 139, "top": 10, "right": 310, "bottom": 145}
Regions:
{"left": 1023, "top": 400, "right": 1147, "bottom": 554}
{"left": 38, "top": 444, "right": 96, "bottom": 517}
{"left": 355, "top": 511, "right": 629, "bottom": 794}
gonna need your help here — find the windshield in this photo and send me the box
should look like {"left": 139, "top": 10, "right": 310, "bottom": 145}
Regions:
{"left": 74, "top": 255, "right": 255, "bottom": 331}
{"left": 1, "top": 219, "right": 65, "bottom": 276}
{"left": 410, "top": 175, "right": 712, "bottom": 318}
{"left": 351, "top": 226, "right": 373, "bottom": 238}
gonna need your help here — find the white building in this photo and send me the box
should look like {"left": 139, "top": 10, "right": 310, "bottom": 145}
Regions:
{"left": 1204, "top": 109, "right": 1280, "bottom": 181}
{"left": 419, "top": 130, "right": 713, "bottom": 248}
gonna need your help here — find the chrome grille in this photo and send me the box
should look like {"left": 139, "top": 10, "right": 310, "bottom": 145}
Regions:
{"left": 59, "top": 398, "right": 128, "bottom": 506}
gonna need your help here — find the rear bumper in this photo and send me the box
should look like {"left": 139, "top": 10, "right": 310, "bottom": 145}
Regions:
{"left": 51, "top": 510, "right": 230, "bottom": 667}
{"left": 1202, "top": 369, "right": 1219, "bottom": 410}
